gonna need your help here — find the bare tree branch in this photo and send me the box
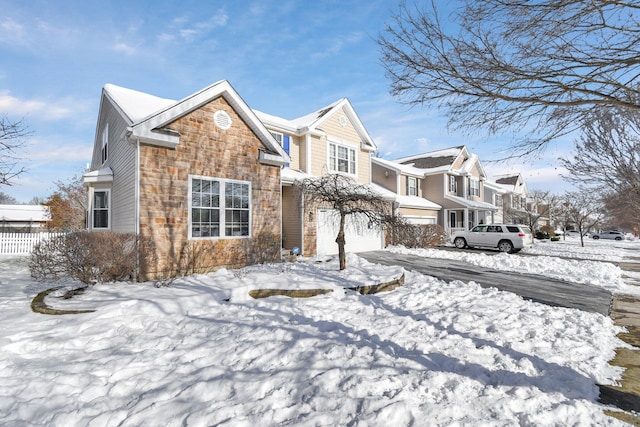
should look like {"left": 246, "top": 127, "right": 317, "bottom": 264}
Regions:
{"left": 0, "top": 115, "right": 31, "bottom": 185}
{"left": 378, "top": 0, "right": 640, "bottom": 155}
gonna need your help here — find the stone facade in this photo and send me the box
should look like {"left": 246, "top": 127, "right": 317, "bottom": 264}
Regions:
{"left": 138, "top": 96, "right": 282, "bottom": 279}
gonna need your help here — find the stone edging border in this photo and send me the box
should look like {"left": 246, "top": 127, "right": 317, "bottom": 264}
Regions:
{"left": 31, "top": 287, "right": 96, "bottom": 315}
{"left": 249, "top": 273, "right": 405, "bottom": 299}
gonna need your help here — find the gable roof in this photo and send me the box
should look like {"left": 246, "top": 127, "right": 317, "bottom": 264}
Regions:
{"left": 101, "top": 81, "right": 289, "bottom": 166}
{"left": 395, "top": 146, "right": 466, "bottom": 173}
{"left": 495, "top": 175, "right": 519, "bottom": 186}
{"left": 254, "top": 98, "right": 377, "bottom": 152}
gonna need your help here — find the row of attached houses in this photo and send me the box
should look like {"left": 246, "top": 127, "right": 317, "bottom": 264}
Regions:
{"left": 83, "top": 80, "right": 534, "bottom": 280}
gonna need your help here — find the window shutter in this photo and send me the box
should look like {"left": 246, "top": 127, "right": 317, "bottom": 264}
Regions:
{"left": 283, "top": 135, "right": 290, "bottom": 154}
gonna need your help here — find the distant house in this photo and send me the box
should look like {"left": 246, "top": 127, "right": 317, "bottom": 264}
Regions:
{"left": 493, "top": 174, "right": 529, "bottom": 224}
{"left": 83, "top": 81, "right": 289, "bottom": 280}
{"left": 374, "top": 146, "right": 497, "bottom": 236}
{"left": 0, "top": 205, "right": 51, "bottom": 232}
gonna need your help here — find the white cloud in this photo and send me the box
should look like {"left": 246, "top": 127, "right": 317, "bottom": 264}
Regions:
{"left": 0, "top": 90, "right": 79, "bottom": 120}
{"left": 112, "top": 42, "right": 137, "bottom": 56}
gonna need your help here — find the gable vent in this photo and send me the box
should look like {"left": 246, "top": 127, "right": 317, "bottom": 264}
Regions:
{"left": 214, "top": 110, "right": 232, "bottom": 130}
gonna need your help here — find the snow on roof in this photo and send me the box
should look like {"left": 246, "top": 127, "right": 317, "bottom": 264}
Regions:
{"left": 395, "top": 146, "right": 465, "bottom": 172}
{"left": 291, "top": 99, "right": 344, "bottom": 128}
{"left": 371, "top": 157, "right": 427, "bottom": 177}
{"left": 104, "top": 84, "right": 176, "bottom": 123}
{"left": 371, "top": 184, "right": 442, "bottom": 210}
{"left": 445, "top": 194, "right": 498, "bottom": 210}
{"left": 281, "top": 167, "right": 311, "bottom": 184}
{"left": 0, "top": 205, "right": 50, "bottom": 222}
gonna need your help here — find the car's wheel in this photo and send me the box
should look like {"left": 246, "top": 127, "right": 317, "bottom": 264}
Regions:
{"left": 454, "top": 237, "right": 467, "bottom": 249}
{"left": 592, "top": 235, "right": 600, "bottom": 240}
{"left": 498, "top": 240, "right": 514, "bottom": 253}
{"left": 615, "top": 237, "right": 622, "bottom": 241}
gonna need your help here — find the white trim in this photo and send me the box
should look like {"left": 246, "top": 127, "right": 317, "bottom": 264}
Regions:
{"left": 91, "top": 188, "right": 111, "bottom": 230}
{"left": 187, "top": 174, "right": 252, "bottom": 240}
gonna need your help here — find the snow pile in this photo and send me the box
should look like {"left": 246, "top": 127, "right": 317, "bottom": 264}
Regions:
{"left": 0, "top": 252, "right": 630, "bottom": 426}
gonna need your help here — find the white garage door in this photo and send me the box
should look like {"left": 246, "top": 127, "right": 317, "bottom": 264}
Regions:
{"left": 316, "top": 208, "right": 383, "bottom": 256}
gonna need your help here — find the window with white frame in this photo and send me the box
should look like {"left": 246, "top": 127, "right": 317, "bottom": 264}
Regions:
{"left": 101, "top": 124, "right": 108, "bottom": 164}
{"left": 407, "top": 176, "right": 418, "bottom": 196}
{"left": 269, "top": 131, "right": 283, "bottom": 145}
{"left": 329, "top": 142, "right": 356, "bottom": 175}
{"left": 469, "top": 179, "right": 480, "bottom": 197}
{"left": 495, "top": 194, "right": 503, "bottom": 207}
{"left": 92, "top": 190, "right": 110, "bottom": 229}
{"left": 190, "top": 176, "right": 250, "bottom": 238}
{"left": 449, "top": 175, "right": 457, "bottom": 193}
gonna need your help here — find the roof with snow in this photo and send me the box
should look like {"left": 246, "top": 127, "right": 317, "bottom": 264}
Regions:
{"left": 0, "top": 205, "right": 50, "bottom": 222}
{"left": 99, "top": 81, "right": 289, "bottom": 165}
{"left": 254, "top": 98, "right": 377, "bottom": 152}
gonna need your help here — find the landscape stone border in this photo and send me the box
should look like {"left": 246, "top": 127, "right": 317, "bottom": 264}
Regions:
{"left": 31, "top": 287, "right": 96, "bottom": 315}
{"left": 249, "top": 273, "right": 405, "bottom": 299}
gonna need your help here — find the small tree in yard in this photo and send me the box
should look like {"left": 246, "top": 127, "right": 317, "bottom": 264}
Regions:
{"left": 43, "top": 174, "right": 87, "bottom": 230}
{"left": 557, "top": 191, "right": 605, "bottom": 247}
{"left": 297, "top": 174, "right": 392, "bottom": 270}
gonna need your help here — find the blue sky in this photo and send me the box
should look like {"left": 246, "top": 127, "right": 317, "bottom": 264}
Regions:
{"left": 0, "top": 0, "right": 573, "bottom": 203}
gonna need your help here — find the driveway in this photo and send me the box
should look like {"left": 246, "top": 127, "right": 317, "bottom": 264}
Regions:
{"left": 359, "top": 251, "right": 612, "bottom": 316}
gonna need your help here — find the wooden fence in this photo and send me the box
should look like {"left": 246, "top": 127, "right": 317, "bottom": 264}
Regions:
{"left": 0, "top": 232, "right": 65, "bottom": 255}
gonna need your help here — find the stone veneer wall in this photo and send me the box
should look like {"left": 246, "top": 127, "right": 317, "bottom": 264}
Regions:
{"left": 138, "top": 96, "right": 282, "bottom": 280}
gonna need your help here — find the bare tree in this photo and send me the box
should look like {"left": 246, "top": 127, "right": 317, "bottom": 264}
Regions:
{"left": 0, "top": 115, "right": 31, "bottom": 185}
{"left": 378, "top": 1, "right": 640, "bottom": 155}
{"left": 297, "top": 174, "right": 392, "bottom": 270}
{"left": 560, "top": 105, "right": 640, "bottom": 217}
{"left": 0, "top": 191, "right": 17, "bottom": 204}
{"left": 557, "top": 191, "right": 605, "bottom": 247}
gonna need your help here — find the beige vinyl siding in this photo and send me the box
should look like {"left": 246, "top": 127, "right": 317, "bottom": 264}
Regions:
{"left": 311, "top": 107, "right": 372, "bottom": 183}
{"left": 372, "top": 163, "right": 396, "bottom": 192}
{"left": 399, "top": 207, "right": 439, "bottom": 218}
{"left": 309, "top": 134, "right": 326, "bottom": 176}
{"left": 281, "top": 186, "right": 301, "bottom": 250}
{"left": 319, "top": 107, "right": 361, "bottom": 142}
{"left": 424, "top": 174, "right": 447, "bottom": 204}
{"left": 452, "top": 154, "right": 465, "bottom": 169}
{"left": 288, "top": 135, "right": 301, "bottom": 170}
{"left": 93, "top": 99, "right": 137, "bottom": 233}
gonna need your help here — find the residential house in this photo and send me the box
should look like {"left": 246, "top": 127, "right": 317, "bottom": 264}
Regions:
{"left": 482, "top": 180, "right": 506, "bottom": 224}
{"left": 0, "top": 205, "right": 51, "bottom": 232}
{"left": 379, "top": 146, "right": 497, "bottom": 237}
{"left": 254, "top": 99, "right": 387, "bottom": 256}
{"left": 83, "top": 81, "right": 289, "bottom": 280}
{"left": 371, "top": 157, "right": 442, "bottom": 225}
{"left": 493, "top": 174, "right": 529, "bottom": 224}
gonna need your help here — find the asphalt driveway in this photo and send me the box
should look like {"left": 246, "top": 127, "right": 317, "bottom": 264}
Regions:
{"left": 359, "top": 251, "right": 612, "bottom": 316}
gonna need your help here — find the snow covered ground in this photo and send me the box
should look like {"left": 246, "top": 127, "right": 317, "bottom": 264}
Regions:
{"left": 0, "top": 236, "right": 638, "bottom": 426}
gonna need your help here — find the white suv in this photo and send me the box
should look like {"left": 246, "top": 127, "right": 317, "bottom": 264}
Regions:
{"left": 452, "top": 224, "right": 533, "bottom": 253}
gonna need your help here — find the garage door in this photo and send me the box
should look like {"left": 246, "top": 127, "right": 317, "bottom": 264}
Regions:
{"left": 316, "top": 208, "right": 383, "bottom": 256}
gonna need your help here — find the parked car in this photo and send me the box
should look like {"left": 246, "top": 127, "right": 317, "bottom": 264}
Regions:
{"left": 452, "top": 224, "right": 533, "bottom": 253}
{"left": 592, "top": 231, "right": 624, "bottom": 240}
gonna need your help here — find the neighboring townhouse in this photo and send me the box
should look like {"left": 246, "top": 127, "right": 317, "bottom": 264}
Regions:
{"left": 388, "top": 146, "right": 497, "bottom": 236}
{"left": 482, "top": 180, "right": 506, "bottom": 224}
{"left": 254, "top": 99, "right": 387, "bottom": 256}
{"left": 0, "top": 205, "right": 50, "bottom": 232}
{"left": 83, "top": 81, "right": 289, "bottom": 280}
{"left": 493, "top": 174, "right": 529, "bottom": 224}
{"left": 370, "top": 157, "right": 442, "bottom": 224}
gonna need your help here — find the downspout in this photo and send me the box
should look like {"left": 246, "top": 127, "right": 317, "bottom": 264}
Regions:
{"left": 135, "top": 138, "right": 141, "bottom": 280}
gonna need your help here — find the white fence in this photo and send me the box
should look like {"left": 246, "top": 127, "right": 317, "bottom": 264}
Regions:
{"left": 0, "top": 232, "right": 65, "bottom": 255}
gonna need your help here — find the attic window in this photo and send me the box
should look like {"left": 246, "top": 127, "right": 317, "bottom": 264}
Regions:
{"left": 338, "top": 115, "right": 347, "bottom": 127}
{"left": 214, "top": 110, "right": 232, "bottom": 130}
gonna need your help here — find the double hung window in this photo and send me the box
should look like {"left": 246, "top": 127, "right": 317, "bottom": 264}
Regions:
{"left": 407, "top": 176, "right": 418, "bottom": 196}
{"left": 190, "top": 176, "right": 250, "bottom": 238}
{"left": 93, "top": 190, "right": 110, "bottom": 229}
{"left": 329, "top": 142, "right": 356, "bottom": 175}
{"left": 469, "top": 179, "right": 480, "bottom": 197}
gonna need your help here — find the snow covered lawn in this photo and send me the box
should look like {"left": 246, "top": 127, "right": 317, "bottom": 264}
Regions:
{"left": 0, "top": 238, "right": 637, "bottom": 426}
